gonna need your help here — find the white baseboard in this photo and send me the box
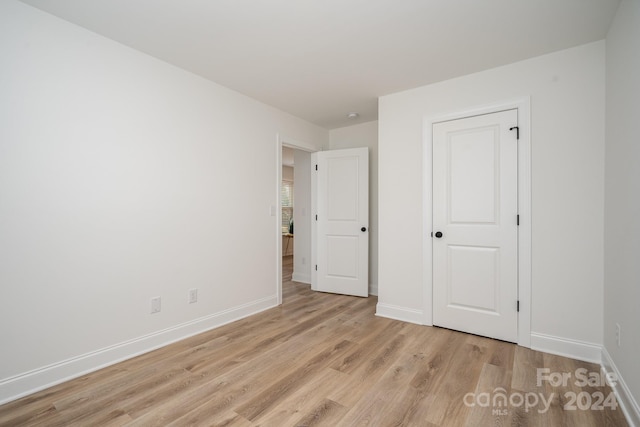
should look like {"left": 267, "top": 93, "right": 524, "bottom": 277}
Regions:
{"left": 291, "top": 272, "right": 311, "bottom": 284}
{"left": 0, "top": 295, "right": 278, "bottom": 405}
{"left": 530, "top": 332, "right": 602, "bottom": 363}
{"left": 375, "top": 303, "right": 423, "bottom": 324}
{"left": 602, "top": 347, "right": 640, "bottom": 427}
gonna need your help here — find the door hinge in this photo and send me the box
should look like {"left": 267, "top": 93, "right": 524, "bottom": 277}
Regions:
{"left": 509, "top": 126, "right": 520, "bottom": 140}
{"left": 517, "top": 300, "right": 520, "bottom": 312}
{"left": 315, "top": 164, "right": 318, "bottom": 171}
{"left": 315, "top": 214, "right": 318, "bottom": 221}
{"left": 517, "top": 214, "right": 520, "bottom": 226}
{"left": 315, "top": 265, "right": 318, "bottom": 271}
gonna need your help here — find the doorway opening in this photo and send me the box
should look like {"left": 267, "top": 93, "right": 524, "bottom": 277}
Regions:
{"left": 276, "top": 138, "right": 314, "bottom": 305}
{"left": 281, "top": 146, "right": 298, "bottom": 301}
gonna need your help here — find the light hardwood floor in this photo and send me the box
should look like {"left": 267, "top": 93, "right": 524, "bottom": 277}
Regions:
{"left": 0, "top": 256, "right": 628, "bottom": 426}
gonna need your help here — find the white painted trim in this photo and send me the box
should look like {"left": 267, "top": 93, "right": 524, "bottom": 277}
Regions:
{"left": 376, "top": 303, "right": 423, "bottom": 324}
{"left": 516, "top": 100, "right": 532, "bottom": 348}
{"left": 602, "top": 347, "right": 640, "bottom": 427}
{"left": 311, "top": 151, "right": 318, "bottom": 291}
{"left": 0, "top": 295, "right": 277, "bottom": 405}
{"left": 291, "top": 272, "right": 311, "bottom": 284}
{"left": 530, "top": 332, "right": 602, "bottom": 364}
{"left": 421, "top": 112, "right": 434, "bottom": 327}
{"left": 276, "top": 135, "right": 283, "bottom": 305}
{"left": 422, "top": 97, "right": 532, "bottom": 347}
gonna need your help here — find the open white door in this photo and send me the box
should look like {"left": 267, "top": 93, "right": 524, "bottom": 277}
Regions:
{"left": 432, "top": 109, "right": 518, "bottom": 342}
{"left": 312, "top": 148, "right": 369, "bottom": 297}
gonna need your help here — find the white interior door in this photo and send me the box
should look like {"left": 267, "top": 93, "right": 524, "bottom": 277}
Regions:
{"left": 313, "top": 148, "right": 369, "bottom": 297}
{"left": 432, "top": 110, "right": 518, "bottom": 342}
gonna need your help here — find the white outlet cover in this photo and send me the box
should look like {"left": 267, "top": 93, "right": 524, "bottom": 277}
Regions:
{"left": 151, "top": 297, "right": 161, "bottom": 314}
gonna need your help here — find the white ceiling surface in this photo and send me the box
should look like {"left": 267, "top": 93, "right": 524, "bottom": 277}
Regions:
{"left": 20, "top": 0, "right": 619, "bottom": 129}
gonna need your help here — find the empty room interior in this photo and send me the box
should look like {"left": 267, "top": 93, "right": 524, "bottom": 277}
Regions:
{"left": 1, "top": 0, "right": 639, "bottom": 425}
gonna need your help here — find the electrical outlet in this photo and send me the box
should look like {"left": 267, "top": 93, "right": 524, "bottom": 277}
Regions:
{"left": 615, "top": 323, "right": 621, "bottom": 347}
{"left": 188, "top": 288, "right": 198, "bottom": 304}
{"left": 151, "top": 296, "right": 161, "bottom": 314}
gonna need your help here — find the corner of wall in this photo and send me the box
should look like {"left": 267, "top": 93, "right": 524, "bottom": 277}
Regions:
{"left": 602, "top": 346, "right": 640, "bottom": 427}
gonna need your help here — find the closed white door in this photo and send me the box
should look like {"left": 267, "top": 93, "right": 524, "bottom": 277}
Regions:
{"left": 314, "top": 148, "right": 369, "bottom": 297}
{"left": 432, "top": 110, "right": 518, "bottom": 342}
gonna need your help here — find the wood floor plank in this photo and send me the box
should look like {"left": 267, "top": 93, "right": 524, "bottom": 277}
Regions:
{"left": 254, "top": 368, "right": 349, "bottom": 426}
{"left": 462, "top": 362, "right": 512, "bottom": 427}
{"left": 340, "top": 347, "right": 438, "bottom": 425}
{"left": 291, "top": 398, "right": 347, "bottom": 427}
{"left": 425, "top": 336, "right": 498, "bottom": 426}
{"left": 126, "top": 319, "right": 358, "bottom": 425}
{"left": 0, "top": 260, "right": 629, "bottom": 426}
{"left": 511, "top": 345, "right": 546, "bottom": 393}
{"left": 326, "top": 325, "right": 413, "bottom": 407}
{"left": 408, "top": 328, "right": 468, "bottom": 393}
{"left": 231, "top": 339, "right": 354, "bottom": 421}
{"left": 124, "top": 344, "right": 318, "bottom": 424}
{"left": 49, "top": 367, "right": 191, "bottom": 426}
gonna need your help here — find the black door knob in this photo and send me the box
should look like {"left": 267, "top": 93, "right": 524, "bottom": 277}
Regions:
{"left": 361, "top": 227, "right": 367, "bottom": 232}
{"left": 435, "top": 231, "right": 443, "bottom": 238}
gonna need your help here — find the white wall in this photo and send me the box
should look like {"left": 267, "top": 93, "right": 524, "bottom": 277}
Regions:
{"left": 378, "top": 42, "right": 605, "bottom": 356}
{"left": 292, "top": 150, "right": 312, "bottom": 283}
{"left": 604, "top": 0, "right": 640, "bottom": 422}
{"left": 329, "top": 121, "right": 379, "bottom": 295}
{"left": 0, "top": 0, "right": 327, "bottom": 403}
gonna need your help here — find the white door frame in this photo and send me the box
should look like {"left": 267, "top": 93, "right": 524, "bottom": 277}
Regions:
{"left": 422, "top": 97, "right": 532, "bottom": 348}
{"left": 275, "top": 134, "right": 316, "bottom": 305}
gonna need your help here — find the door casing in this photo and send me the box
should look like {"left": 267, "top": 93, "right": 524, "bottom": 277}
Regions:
{"left": 422, "top": 98, "right": 532, "bottom": 347}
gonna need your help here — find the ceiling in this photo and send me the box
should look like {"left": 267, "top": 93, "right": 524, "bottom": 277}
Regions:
{"left": 20, "top": 0, "right": 619, "bottom": 129}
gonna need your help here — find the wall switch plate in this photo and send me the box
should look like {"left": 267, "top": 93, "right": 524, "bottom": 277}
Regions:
{"left": 188, "top": 288, "right": 198, "bottom": 304}
{"left": 151, "top": 296, "right": 161, "bottom": 314}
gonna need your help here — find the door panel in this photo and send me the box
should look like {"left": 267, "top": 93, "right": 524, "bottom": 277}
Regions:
{"left": 326, "top": 236, "right": 359, "bottom": 278}
{"left": 315, "top": 148, "right": 368, "bottom": 297}
{"left": 327, "top": 157, "right": 359, "bottom": 220}
{"left": 449, "top": 128, "right": 498, "bottom": 224}
{"left": 433, "top": 110, "right": 518, "bottom": 342}
{"left": 448, "top": 245, "right": 499, "bottom": 313}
